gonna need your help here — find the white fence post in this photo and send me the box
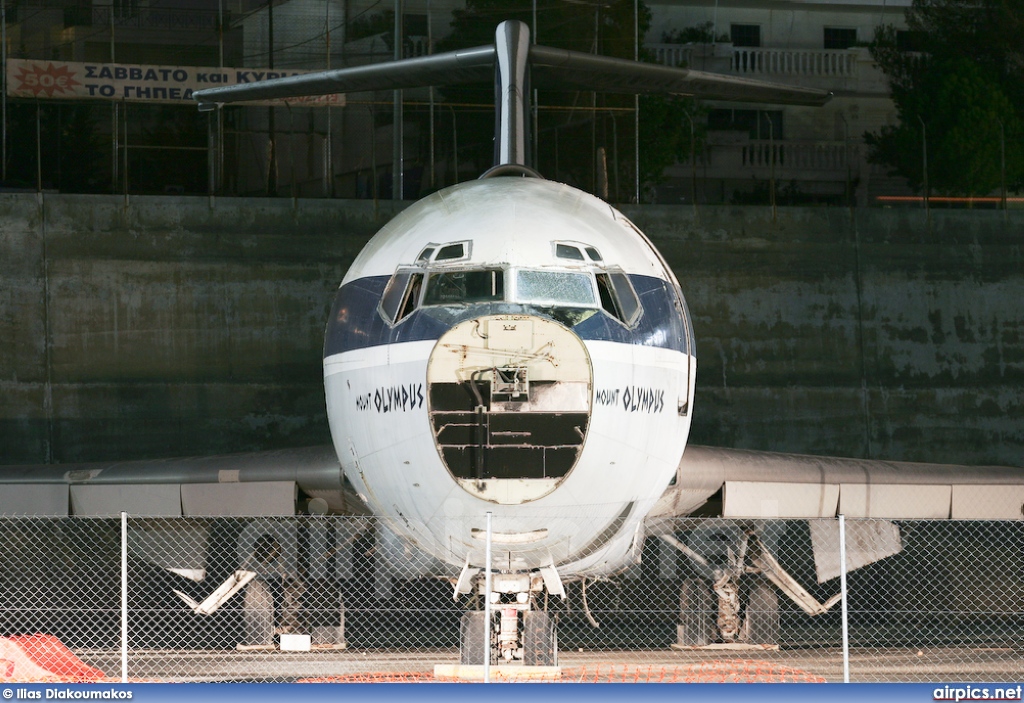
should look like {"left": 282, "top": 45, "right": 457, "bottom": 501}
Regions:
{"left": 120, "top": 511, "right": 128, "bottom": 683}
{"left": 839, "top": 513, "right": 850, "bottom": 683}
{"left": 484, "top": 511, "right": 492, "bottom": 683}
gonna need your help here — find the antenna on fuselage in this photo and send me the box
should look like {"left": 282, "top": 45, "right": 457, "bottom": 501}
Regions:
{"left": 192, "top": 21, "right": 830, "bottom": 172}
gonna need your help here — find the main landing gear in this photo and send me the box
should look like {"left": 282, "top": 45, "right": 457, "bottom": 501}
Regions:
{"left": 661, "top": 524, "right": 842, "bottom": 649}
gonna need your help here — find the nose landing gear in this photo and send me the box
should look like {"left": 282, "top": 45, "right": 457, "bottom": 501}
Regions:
{"left": 460, "top": 605, "right": 557, "bottom": 667}
{"left": 455, "top": 570, "right": 559, "bottom": 673}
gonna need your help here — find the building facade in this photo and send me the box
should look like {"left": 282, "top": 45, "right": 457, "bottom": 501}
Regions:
{"left": 4, "top": 0, "right": 911, "bottom": 202}
{"left": 646, "top": 0, "right": 912, "bottom": 205}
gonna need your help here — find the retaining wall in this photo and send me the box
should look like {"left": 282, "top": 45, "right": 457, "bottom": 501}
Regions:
{"left": 1, "top": 194, "right": 1021, "bottom": 467}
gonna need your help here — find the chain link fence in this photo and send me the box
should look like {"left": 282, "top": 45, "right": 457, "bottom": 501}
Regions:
{"left": 0, "top": 514, "right": 1021, "bottom": 683}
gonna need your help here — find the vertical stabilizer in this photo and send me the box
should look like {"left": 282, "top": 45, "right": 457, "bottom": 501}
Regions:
{"left": 494, "top": 21, "right": 532, "bottom": 168}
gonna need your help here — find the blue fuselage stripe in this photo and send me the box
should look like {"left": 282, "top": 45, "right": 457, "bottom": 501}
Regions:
{"left": 324, "top": 274, "right": 690, "bottom": 357}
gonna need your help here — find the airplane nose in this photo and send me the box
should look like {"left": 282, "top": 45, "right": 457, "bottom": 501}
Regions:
{"left": 426, "top": 314, "right": 593, "bottom": 505}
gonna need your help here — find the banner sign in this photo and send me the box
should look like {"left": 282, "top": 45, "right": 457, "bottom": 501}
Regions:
{"left": 6, "top": 59, "right": 345, "bottom": 106}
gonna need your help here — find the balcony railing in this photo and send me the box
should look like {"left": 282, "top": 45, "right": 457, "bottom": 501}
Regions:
{"left": 672, "top": 140, "right": 861, "bottom": 181}
{"left": 740, "top": 140, "right": 855, "bottom": 171}
{"left": 650, "top": 44, "right": 694, "bottom": 68}
{"left": 731, "top": 48, "right": 857, "bottom": 77}
{"left": 648, "top": 43, "right": 861, "bottom": 79}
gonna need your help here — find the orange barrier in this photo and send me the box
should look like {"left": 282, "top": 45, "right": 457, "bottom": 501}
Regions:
{"left": 298, "top": 661, "right": 826, "bottom": 684}
{"left": 0, "top": 634, "right": 107, "bottom": 683}
{"left": 564, "top": 661, "right": 826, "bottom": 683}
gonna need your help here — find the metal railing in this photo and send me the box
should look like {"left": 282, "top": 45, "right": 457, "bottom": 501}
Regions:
{"left": 731, "top": 48, "right": 858, "bottom": 77}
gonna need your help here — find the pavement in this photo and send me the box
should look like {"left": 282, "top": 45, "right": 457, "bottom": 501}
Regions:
{"left": 76, "top": 645, "right": 1024, "bottom": 683}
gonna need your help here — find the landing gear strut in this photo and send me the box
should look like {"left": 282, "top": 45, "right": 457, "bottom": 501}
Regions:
{"left": 663, "top": 524, "right": 840, "bottom": 648}
{"left": 457, "top": 570, "right": 559, "bottom": 667}
{"left": 460, "top": 608, "right": 556, "bottom": 666}
{"left": 676, "top": 574, "right": 780, "bottom": 648}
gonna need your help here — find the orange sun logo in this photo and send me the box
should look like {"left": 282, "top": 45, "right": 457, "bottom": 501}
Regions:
{"left": 14, "top": 63, "right": 82, "bottom": 98}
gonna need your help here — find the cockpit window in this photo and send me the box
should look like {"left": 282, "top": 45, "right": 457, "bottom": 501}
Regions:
{"left": 585, "top": 247, "right": 603, "bottom": 262}
{"left": 417, "top": 247, "right": 434, "bottom": 262}
{"left": 515, "top": 270, "right": 596, "bottom": 307}
{"left": 596, "top": 272, "right": 642, "bottom": 327}
{"left": 423, "top": 270, "right": 504, "bottom": 305}
{"left": 555, "top": 243, "right": 586, "bottom": 261}
{"left": 435, "top": 242, "right": 468, "bottom": 261}
{"left": 380, "top": 261, "right": 641, "bottom": 328}
{"left": 380, "top": 269, "right": 424, "bottom": 325}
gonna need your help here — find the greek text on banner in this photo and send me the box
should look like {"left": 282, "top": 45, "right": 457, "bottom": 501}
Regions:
{"left": 6, "top": 59, "right": 345, "bottom": 106}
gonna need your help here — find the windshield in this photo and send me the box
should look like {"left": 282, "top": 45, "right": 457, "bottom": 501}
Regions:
{"left": 381, "top": 265, "right": 637, "bottom": 329}
{"left": 422, "top": 270, "right": 504, "bottom": 305}
{"left": 515, "top": 270, "right": 597, "bottom": 307}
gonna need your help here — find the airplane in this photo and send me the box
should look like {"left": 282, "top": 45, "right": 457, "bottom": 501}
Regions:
{"left": 2, "top": 20, "right": 1022, "bottom": 666}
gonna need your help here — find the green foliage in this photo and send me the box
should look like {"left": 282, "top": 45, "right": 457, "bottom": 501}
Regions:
{"left": 906, "top": 0, "right": 1024, "bottom": 109}
{"left": 662, "top": 22, "right": 728, "bottom": 45}
{"left": 866, "top": 0, "right": 1024, "bottom": 194}
{"left": 638, "top": 96, "right": 707, "bottom": 189}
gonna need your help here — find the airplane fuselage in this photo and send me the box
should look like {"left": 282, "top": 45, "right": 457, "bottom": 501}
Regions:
{"left": 324, "top": 176, "right": 696, "bottom": 580}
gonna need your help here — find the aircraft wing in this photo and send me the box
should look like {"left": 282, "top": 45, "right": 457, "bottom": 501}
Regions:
{"left": 0, "top": 445, "right": 369, "bottom": 517}
{"left": 192, "top": 42, "right": 829, "bottom": 110}
{"left": 649, "top": 444, "right": 1024, "bottom": 522}
{"left": 649, "top": 445, "right": 1024, "bottom": 592}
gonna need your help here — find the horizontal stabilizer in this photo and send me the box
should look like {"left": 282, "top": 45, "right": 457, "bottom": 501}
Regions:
{"left": 193, "top": 22, "right": 829, "bottom": 110}
{"left": 529, "top": 45, "right": 830, "bottom": 105}
{"left": 194, "top": 46, "right": 496, "bottom": 109}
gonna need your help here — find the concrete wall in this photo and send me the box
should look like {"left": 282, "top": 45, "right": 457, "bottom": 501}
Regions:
{"left": 0, "top": 194, "right": 399, "bottom": 464}
{"left": 631, "top": 205, "right": 1024, "bottom": 467}
{"left": 1, "top": 193, "right": 1021, "bottom": 468}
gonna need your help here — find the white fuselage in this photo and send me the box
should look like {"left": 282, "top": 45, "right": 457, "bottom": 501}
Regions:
{"left": 323, "top": 177, "right": 695, "bottom": 580}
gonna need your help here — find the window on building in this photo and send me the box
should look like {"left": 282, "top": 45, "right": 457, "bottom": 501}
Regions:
{"left": 824, "top": 27, "right": 857, "bottom": 49}
{"left": 113, "top": 0, "right": 138, "bottom": 20}
{"left": 707, "top": 109, "right": 783, "bottom": 140}
{"left": 404, "top": 14, "right": 428, "bottom": 36}
{"left": 730, "top": 24, "right": 761, "bottom": 47}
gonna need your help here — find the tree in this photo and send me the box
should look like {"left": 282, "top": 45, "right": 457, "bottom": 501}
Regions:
{"left": 906, "top": 0, "right": 1024, "bottom": 109}
{"left": 866, "top": 1, "right": 1024, "bottom": 195}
